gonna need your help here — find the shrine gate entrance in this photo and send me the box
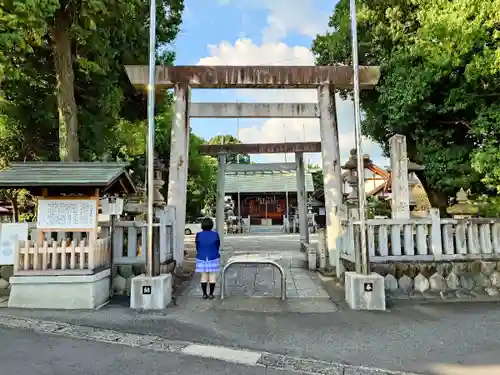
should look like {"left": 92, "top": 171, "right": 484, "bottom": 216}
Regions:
{"left": 125, "top": 65, "right": 380, "bottom": 271}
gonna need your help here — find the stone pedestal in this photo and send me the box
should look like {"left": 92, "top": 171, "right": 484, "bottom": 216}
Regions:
{"left": 345, "top": 272, "right": 386, "bottom": 310}
{"left": 130, "top": 274, "right": 172, "bottom": 310}
{"left": 318, "top": 228, "right": 327, "bottom": 269}
{"left": 307, "top": 243, "right": 317, "bottom": 270}
{"left": 8, "top": 269, "right": 110, "bottom": 310}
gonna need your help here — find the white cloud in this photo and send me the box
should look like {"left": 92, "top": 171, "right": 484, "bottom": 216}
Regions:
{"left": 196, "top": 38, "right": 385, "bottom": 166}
{"left": 238, "top": 0, "right": 330, "bottom": 42}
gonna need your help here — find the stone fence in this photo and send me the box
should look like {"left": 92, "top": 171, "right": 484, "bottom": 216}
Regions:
{"left": 0, "top": 218, "right": 174, "bottom": 297}
{"left": 339, "top": 209, "right": 500, "bottom": 298}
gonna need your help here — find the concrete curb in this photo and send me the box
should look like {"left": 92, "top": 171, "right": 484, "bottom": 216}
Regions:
{"left": 0, "top": 314, "right": 421, "bottom": 375}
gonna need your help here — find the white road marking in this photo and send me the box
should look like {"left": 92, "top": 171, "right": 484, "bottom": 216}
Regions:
{"left": 181, "top": 344, "right": 262, "bottom": 365}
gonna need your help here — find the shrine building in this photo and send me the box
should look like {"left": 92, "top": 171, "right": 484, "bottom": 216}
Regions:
{"left": 224, "top": 171, "right": 315, "bottom": 225}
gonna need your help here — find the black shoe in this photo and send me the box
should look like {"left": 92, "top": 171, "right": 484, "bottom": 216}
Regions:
{"left": 209, "top": 283, "right": 216, "bottom": 296}
{"left": 208, "top": 294, "right": 215, "bottom": 300}
{"left": 202, "top": 294, "right": 208, "bottom": 300}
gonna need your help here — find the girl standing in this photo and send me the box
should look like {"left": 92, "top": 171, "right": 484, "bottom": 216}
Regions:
{"left": 194, "top": 218, "right": 220, "bottom": 299}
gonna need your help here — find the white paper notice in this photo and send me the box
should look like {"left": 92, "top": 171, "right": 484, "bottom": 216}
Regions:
{"left": 99, "top": 197, "right": 124, "bottom": 216}
{"left": 0, "top": 223, "right": 28, "bottom": 265}
{"left": 37, "top": 199, "right": 97, "bottom": 230}
{"left": 319, "top": 207, "right": 326, "bottom": 215}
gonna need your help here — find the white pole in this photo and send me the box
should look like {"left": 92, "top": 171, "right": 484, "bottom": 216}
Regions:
{"left": 237, "top": 186, "right": 241, "bottom": 232}
{"left": 350, "top": 0, "right": 368, "bottom": 275}
{"left": 285, "top": 184, "right": 289, "bottom": 233}
{"left": 284, "top": 123, "right": 287, "bottom": 163}
{"left": 146, "top": 0, "right": 157, "bottom": 277}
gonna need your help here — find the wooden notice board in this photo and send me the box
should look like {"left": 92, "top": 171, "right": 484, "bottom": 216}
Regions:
{"left": 36, "top": 197, "right": 98, "bottom": 232}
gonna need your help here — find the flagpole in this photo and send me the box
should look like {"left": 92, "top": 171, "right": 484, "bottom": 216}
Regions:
{"left": 146, "top": 0, "right": 157, "bottom": 277}
{"left": 350, "top": 0, "right": 369, "bottom": 274}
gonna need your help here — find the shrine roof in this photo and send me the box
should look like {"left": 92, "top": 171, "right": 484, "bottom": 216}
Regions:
{"left": 224, "top": 171, "right": 314, "bottom": 194}
{"left": 0, "top": 162, "right": 136, "bottom": 195}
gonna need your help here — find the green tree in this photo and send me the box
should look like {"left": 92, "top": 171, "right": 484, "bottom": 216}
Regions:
{"left": 186, "top": 135, "right": 217, "bottom": 220}
{"left": 0, "top": 0, "right": 184, "bottom": 219}
{"left": 308, "top": 164, "right": 324, "bottom": 197}
{"left": 0, "top": 0, "right": 183, "bottom": 162}
{"left": 208, "top": 134, "right": 251, "bottom": 164}
{"left": 312, "top": 0, "right": 500, "bottom": 211}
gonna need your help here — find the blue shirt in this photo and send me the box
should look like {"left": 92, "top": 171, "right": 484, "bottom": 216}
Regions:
{"left": 195, "top": 230, "right": 220, "bottom": 261}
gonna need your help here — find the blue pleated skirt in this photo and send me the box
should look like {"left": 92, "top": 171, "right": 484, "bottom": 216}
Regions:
{"left": 195, "top": 258, "right": 220, "bottom": 273}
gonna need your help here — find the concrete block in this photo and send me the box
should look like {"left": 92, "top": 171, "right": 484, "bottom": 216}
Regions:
{"left": 130, "top": 274, "right": 172, "bottom": 310}
{"left": 8, "top": 269, "right": 110, "bottom": 310}
{"left": 307, "top": 244, "right": 317, "bottom": 270}
{"left": 345, "top": 272, "right": 386, "bottom": 311}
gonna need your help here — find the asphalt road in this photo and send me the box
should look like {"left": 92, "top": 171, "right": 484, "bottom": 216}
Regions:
{"left": 0, "top": 327, "right": 308, "bottom": 375}
{"left": 5, "top": 301, "right": 500, "bottom": 375}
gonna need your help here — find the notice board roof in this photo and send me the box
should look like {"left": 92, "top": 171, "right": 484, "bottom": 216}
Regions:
{"left": 0, "top": 162, "right": 136, "bottom": 195}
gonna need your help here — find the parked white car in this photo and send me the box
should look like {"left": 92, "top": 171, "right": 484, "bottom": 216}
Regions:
{"left": 184, "top": 222, "right": 201, "bottom": 235}
{"left": 184, "top": 217, "right": 217, "bottom": 235}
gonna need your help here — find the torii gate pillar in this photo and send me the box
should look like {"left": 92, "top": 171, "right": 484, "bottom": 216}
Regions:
{"left": 318, "top": 84, "right": 343, "bottom": 272}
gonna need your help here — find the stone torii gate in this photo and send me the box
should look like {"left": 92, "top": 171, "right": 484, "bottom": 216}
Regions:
{"left": 125, "top": 65, "right": 380, "bottom": 267}
{"left": 199, "top": 142, "right": 319, "bottom": 247}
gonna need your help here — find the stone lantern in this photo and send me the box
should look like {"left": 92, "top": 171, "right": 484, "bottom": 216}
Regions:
{"left": 386, "top": 161, "right": 424, "bottom": 209}
{"left": 447, "top": 188, "right": 478, "bottom": 219}
{"left": 342, "top": 149, "right": 373, "bottom": 207}
{"left": 153, "top": 156, "right": 166, "bottom": 207}
{"left": 407, "top": 162, "right": 424, "bottom": 206}
{"left": 124, "top": 154, "right": 166, "bottom": 219}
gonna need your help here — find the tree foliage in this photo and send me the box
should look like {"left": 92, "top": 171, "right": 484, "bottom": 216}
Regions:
{"left": 0, "top": 0, "right": 183, "bottom": 163}
{"left": 208, "top": 134, "right": 251, "bottom": 164}
{"left": 0, "top": 0, "right": 225, "bottom": 222}
{"left": 112, "top": 97, "right": 219, "bottom": 221}
{"left": 312, "top": 0, "right": 500, "bottom": 210}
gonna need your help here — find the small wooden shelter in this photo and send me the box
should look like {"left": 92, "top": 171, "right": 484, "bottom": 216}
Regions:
{"left": 0, "top": 162, "right": 136, "bottom": 309}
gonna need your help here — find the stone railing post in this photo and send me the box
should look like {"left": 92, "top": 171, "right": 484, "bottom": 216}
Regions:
{"left": 429, "top": 208, "right": 443, "bottom": 258}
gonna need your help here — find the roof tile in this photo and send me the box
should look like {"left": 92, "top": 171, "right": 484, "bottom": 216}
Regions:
{"left": 224, "top": 172, "right": 315, "bottom": 194}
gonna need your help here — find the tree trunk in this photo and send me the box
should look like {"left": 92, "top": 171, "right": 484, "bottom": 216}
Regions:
{"left": 51, "top": 9, "right": 79, "bottom": 161}
{"left": 415, "top": 170, "right": 449, "bottom": 216}
{"left": 11, "top": 199, "right": 19, "bottom": 223}
{"left": 7, "top": 192, "right": 19, "bottom": 222}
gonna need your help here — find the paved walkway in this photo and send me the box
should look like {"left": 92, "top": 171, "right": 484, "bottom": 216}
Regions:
{"left": 184, "top": 267, "right": 328, "bottom": 299}
{"left": 180, "top": 233, "right": 334, "bottom": 312}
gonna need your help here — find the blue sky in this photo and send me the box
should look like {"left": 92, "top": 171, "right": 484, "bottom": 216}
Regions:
{"left": 169, "top": 0, "right": 385, "bottom": 166}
